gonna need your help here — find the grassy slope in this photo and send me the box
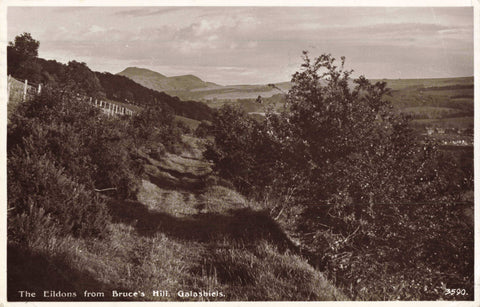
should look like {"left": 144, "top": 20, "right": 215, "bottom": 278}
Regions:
{"left": 8, "top": 135, "right": 345, "bottom": 301}
{"left": 118, "top": 67, "right": 220, "bottom": 93}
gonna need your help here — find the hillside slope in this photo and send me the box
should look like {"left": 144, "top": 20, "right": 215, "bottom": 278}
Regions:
{"left": 96, "top": 72, "right": 213, "bottom": 121}
{"left": 8, "top": 133, "right": 346, "bottom": 301}
{"left": 118, "top": 67, "right": 220, "bottom": 92}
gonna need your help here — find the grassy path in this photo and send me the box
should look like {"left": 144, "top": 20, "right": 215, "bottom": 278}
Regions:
{"left": 8, "top": 135, "right": 346, "bottom": 301}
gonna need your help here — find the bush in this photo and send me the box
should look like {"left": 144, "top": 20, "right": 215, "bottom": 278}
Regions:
{"left": 8, "top": 86, "right": 193, "bottom": 243}
{"left": 195, "top": 120, "right": 213, "bottom": 138}
{"left": 8, "top": 153, "right": 109, "bottom": 241}
{"left": 8, "top": 90, "right": 146, "bottom": 198}
{"left": 130, "top": 104, "right": 184, "bottom": 154}
{"left": 207, "top": 52, "right": 473, "bottom": 300}
{"left": 7, "top": 89, "right": 142, "bottom": 242}
{"left": 204, "top": 106, "right": 281, "bottom": 195}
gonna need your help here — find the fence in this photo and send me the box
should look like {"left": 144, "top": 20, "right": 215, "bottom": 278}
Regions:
{"left": 7, "top": 75, "right": 135, "bottom": 117}
{"left": 84, "top": 96, "right": 134, "bottom": 117}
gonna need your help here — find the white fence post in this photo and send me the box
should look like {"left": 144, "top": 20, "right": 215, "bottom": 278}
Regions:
{"left": 7, "top": 75, "right": 11, "bottom": 102}
{"left": 23, "top": 79, "right": 28, "bottom": 102}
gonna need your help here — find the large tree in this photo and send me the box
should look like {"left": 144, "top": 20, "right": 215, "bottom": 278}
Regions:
{"left": 8, "top": 32, "right": 39, "bottom": 60}
{"left": 7, "top": 32, "right": 40, "bottom": 77}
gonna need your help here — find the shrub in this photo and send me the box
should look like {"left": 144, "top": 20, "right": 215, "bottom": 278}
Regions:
{"left": 207, "top": 52, "right": 473, "bottom": 300}
{"left": 204, "top": 106, "right": 281, "bottom": 195}
{"left": 129, "top": 104, "right": 184, "bottom": 154}
{"left": 8, "top": 153, "right": 109, "bottom": 241}
{"left": 195, "top": 120, "right": 213, "bottom": 138}
{"left": 8, "top": 89, "right": 144, "bottom": 199}
{"left": 7, "top": 89, "right": 142, "bottom": 242}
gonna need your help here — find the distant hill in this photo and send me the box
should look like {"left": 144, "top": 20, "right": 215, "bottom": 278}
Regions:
{"left": 116, "top": 67, "right": 290, "bottom": 102}
{"left": 6, "top": 52, "right": 213, "bottom": 122}
{"left": 115, "top": 65, "right": 473, "bottom": 128}
{"left": 117, "top": 67, "right": 220, "bottom": 92}
{"left": 96, "top": 72, "right": 213, "bottom": 121}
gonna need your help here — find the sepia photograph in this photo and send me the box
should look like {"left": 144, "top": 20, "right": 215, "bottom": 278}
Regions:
{"left": 2, "top": 1, "right": 476, "bottom": 303}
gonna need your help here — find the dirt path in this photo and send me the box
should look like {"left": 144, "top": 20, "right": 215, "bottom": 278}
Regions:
{"left": 137, "top": 136, "right": 215, "bottom": 216}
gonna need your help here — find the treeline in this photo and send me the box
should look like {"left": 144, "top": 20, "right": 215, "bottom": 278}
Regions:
{"left": 203, "top": 52, "right": 473, "bottom": 300}
{"left": 7, "top": 33, "right": 212, "bottom": 121}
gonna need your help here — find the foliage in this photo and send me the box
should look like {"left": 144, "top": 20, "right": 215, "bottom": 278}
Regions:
{"left": 130, "top": 104, "right": 185, "bottom": 155}
{"left": 8, "top": 153, "right": 110, "bottom": 242}
{"left": 204, "top": 106, "right": 281, "bottom": 194}
{"left": 207, "top": 52, "right": 473, "bottom": 300}
{"left": 7, "top": 32, "right": 40, "bottom": 77}
{"left": 8, "top": 33, "right": 103, "bottom": 97}
{"left": 8, "top": 85, "right": 188, "bottom": 207}
{"left": 8, "top": 89, "right": 143, "bottom": 196}
{"left": 9, "top": 32, "right": 39, "bottom": 58}
{"left": 195, "top": 120, "right": 213, "bottom": 138}
{"left": 8, "top": 33, "right": 213, "bottom": 122}
{"left": 58, "top": 61, "right": 105, "bottom": 97}
{"left": 8, "top": 89, "right": 142, "bottom": 242}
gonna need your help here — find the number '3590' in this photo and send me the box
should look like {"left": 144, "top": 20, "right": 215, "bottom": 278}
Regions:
{"left": 445, "top": 288, "right": 467, "bottom": 296}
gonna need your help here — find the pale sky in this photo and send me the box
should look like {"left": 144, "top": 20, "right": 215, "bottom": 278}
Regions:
{"left": 7, "top": 6, "right": 474, "bottom": 85}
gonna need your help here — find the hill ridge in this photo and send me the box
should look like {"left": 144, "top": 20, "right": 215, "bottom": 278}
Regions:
{"left": 117, "top": 67, "right": 220, "bottom": 92}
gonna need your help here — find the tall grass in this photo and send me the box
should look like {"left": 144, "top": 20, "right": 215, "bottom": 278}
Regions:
{"left": 8, "top": 89, "right": 344, "bottom": 301}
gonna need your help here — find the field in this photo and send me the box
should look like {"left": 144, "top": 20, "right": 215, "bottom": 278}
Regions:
{"left": 179, "top": 77, "right": 474, "bottom": 134}
{"left": 411, "top": 117, "right": 474, "bottom": 130}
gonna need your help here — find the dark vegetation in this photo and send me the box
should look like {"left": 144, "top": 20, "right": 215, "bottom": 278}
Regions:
{"left": 8, "top": 33, "right": 188, "bottom": 287}
{"left": 7, "top": 87, "right": 344, "bottom": 300}
{"left": 8, "top": 33, "right": 212, "bottom": 122}
{"left": 8, "top": 33, "right": 345, "bottom": 301}
{"left": 205, "top": 52, "right": 474, "bottom": 300}
{"left": 7, "top": 33, "right": 473, "bottom": 301}
{"left": 8, "top": 88, "right": 186, "bottom": 240}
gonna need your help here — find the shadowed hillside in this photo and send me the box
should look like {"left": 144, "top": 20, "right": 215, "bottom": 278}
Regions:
{"left": 96, "top": 72, "right": 213, "bottom": 121}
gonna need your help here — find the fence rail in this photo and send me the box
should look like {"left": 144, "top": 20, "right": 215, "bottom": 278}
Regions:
{"left": 7, "top": 75, "right": 135, "bottom": 117}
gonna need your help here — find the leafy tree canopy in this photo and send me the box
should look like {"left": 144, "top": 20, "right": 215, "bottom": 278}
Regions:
{"left": 8, "top": 32, "right": 39, "bottom": 60}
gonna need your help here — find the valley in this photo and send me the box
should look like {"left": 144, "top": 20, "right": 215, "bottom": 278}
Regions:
{"left": 118, "top": 66, "right": 474, "bottom": 146}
